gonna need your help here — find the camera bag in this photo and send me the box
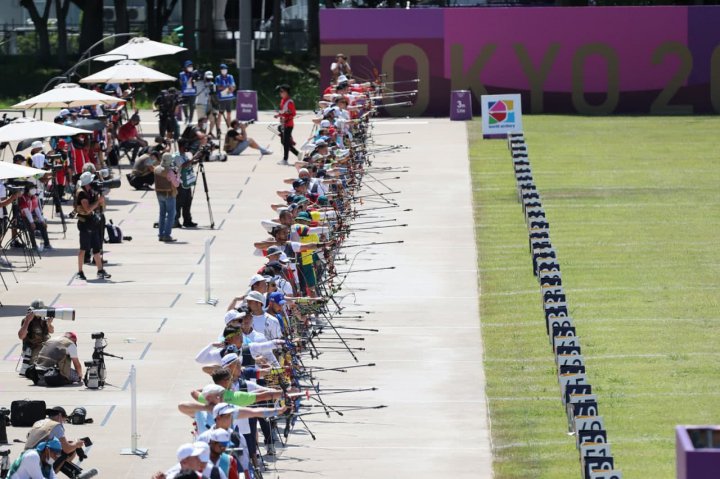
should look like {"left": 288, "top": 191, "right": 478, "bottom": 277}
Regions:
{"left": 105, "top": 221, "right": 123, "bottom": 244}
{"left": 10, "top": 399, "right": 46, "bottom": 427}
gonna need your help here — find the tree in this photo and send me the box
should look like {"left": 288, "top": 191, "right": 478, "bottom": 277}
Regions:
{"left": 20, "top": 0, "right": 53, "bottom": 62}
{"left": 54, "top": 0, "right": 72, "bottom": 65}
{"left": 114, "top": 0, "right": 130, "bottom": 47}
{"left": 181, "top": 0, "right": 196, "bottom": 54}
{"left": 70, "top": 0, "right": 104, "bottom": 56}
{"left": 146, "top": 0, "right": 180, "bottom": 41}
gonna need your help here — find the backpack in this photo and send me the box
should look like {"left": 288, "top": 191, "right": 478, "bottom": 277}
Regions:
{"left": 105, "top": 220, "right": 123, "bottom": 243}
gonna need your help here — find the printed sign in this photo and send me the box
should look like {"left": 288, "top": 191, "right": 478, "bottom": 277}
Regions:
{"left": 450, "top": 90, "right": 472, "bottom": 120}
{"left": 236, "top": 90, "right": 258, "bottom": 122}
{"left": 481, "top": 94, "right": 523, "bottom": 137}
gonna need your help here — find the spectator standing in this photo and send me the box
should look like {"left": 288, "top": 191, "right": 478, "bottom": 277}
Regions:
{"left": 215, "top": 64, "right": 236, "bottom": 129}
{"left": 174, "top": 154, "right": 198, "bottom": 228}
{"left": 179, "top": 60, "right": 198, "bottom": 125}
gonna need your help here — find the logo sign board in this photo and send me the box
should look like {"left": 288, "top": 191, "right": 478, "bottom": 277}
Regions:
{"left": 236, "top": 90, "right": 258, "bottom": 122}
{"left": 481, "top": 94, "right": 523, "bottom": 137}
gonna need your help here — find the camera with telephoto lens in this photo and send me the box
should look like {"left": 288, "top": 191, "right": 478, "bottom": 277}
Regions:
{"left": 84, "top": 332, "right": 122, "bottom": 390}
{"left": 90, "top": 178, "right": 121, "bottom": 192}
{"left": 196, "top": 142, "right": 227, "bottom": 163}
{"left": 33, "top": 307, "right": 76, "bottom": 321}
{"left": 4, "top": 179, "right": 33, "bottom": 195}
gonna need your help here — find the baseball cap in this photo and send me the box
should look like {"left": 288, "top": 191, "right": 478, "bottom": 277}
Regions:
{"left": 208, "top": 428, "right": 231, "bottom": 446}
{"left": 65, "top": 332, "right": 78, "bottom": 343}
{"left": 224, "top": 310, "right": 244, "bottom": 325}
{"left": 246, "top": 290, "right": 265, "bottom": 304}
{"left": 46, "top": 406, "right": 68, "bottom": 418}
{"left": 295, "top": 212, "right": 312, "bottom": 222}
{"left": 79, "top": 172, "right": 93, "bottom": 187}
{"left": 37, "top": 438, "right": 62, "bottom": 453}
{"left": 30, "top": 140, "right": 43, "bottom": 150}
{"left": 267, "top": 246, "right": 283, "bottom": 257}
{"left": 319, "top": 120, "right": 331, "bottom": 129}
{"left": 315, "top": 139, "right": 328, "bottom": 147}
{"left": 220, "top": 353, "right": 239, "bottom": 368}
{"left": 268, "top": 292, "right": 287, "bottom": 306}
{"left": 183, "top": 60, "right": 193, "bottom": 67}
{"left": 317, "top": 195, "right": 329, "bottom": 206}
{"left": 59, "top": 108, "right": 71, "bottom": 117}
{"left": 204, "top": 70, "right": 214, "bottom": 79}
{"left": 57, "top": 139, "right": 67, "bottom": 149}
{"left": 212, "top": 402, "right": 238, "bottom": 418}
{"left": 248, "top": 274, "right": 267, "bottom": 287}
{"left": 201, "top": 384, "right": 225, "bottom": 397}
{"left": 176, "top": 442, "right": 205, "bottom": 462}
{"left": 292, "top": 179, "right": 307, "bottom": 189}
{"left": 223, "top": 326, "right": 240, "bottom": 340}
{"left": 30, "top": 299, "right": 45, "bottom": 309}
{"left": 219, "top": 63, "right": 228, "bottom": 70}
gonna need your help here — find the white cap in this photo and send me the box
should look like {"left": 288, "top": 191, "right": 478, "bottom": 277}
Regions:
{"left": 279, "top": 253, "right": 290, "bottom": 264}
{"left": 193, "top": 441, "right": 210, "bottom": 463}
{"left": 246, "top": 290, "right": 265, "bottom": 304}
{"left": 201, "top": 384, "right": 225, "bottom": 397}
{"left": 208, "top": 428, "right": 231, "bottom": 445}
{"left": 30, "top": 140, "right": 43, "bottom": 150}
{"left": 59, "top": 108, "right": 71, "bottom": 117}
{"left": 220, "top": 353, "right": 239, "bottom": 368}
{"left": 224, "top": 310, "right": 245, "bottom": 325}
{"left": 212, "top": 402, "right": 237, "bottom": 418}
{"left": 248, "top": 274, "right": 267, "bottom": 287}
{"left": 205, "top": 70, "right": 214, "bottom": 79}
{"left": 337, "top": 74, "right": 348, "bottom": 83}
{"left": 176, "top": 442, "right": 205, "bottom": 462}
{"left": 79, "top": 171, "right": 94, "bottom": 186}
{"left": 320, "top": 119, "right": 331, "bottom": 128}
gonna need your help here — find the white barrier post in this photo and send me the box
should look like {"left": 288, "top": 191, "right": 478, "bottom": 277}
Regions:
{"left": 120, "top": 365, "right": 148, "bottom": 456}
{"left": 197, "top": 237, "right": 218, "bottom": 306}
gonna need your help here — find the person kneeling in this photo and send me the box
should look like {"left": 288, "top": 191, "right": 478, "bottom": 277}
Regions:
{"left": 30, "top": 332, "right": 82, "bottom": 387}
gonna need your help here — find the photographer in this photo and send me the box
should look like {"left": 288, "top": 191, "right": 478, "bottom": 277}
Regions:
{"left": 178, "top": 60, "right": 198, "bottom": 125}
{"left": 29, "top": 141, "right": 47, "bottom": 170}
{"left": 154, "top": 88, "right": 181, "bottom": 140}
{"left": 24, "top": 407, "right": 86, "bottom": 474}
{"left": 154, "top": 154, "right": 179, "bottom": 242}
{"left": 18, "top": 300, "right": 53, "bottom": 367}
{"left": 196, "top": 71, "right": 221, "bottom": 139}
{"left": 18, "top": 184, "right": 52, "bottom": 253}
{"left": 223, "top": 120, "right": 271, "bottom": 156}
{"left": 174, "top": 153, "right": 198, "bottom": 228}
{"left": 126, "top": 149, "right": 160, "bottom": 190}
{"left": 33, "top": 332, "right": 83, "bottom": 386}
{"left": 74, "top": 172, "right": 111, "bottom": 280}
{"left": 116, "top": 113, "right": 148, "bottom": 166}
{"left": 7, "top": 437, "right": 62, "bottom": 479}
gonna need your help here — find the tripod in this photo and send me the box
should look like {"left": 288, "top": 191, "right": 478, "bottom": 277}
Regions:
{"left": 192, "top": 161, "right": 215, "bottom": 229}
{"left": 2, "top": 201, "right": 39, "bottom": 271}
{"left": 84, "top": 347, "right": 123, "bottom": 389}
{"left": 47, "top": 180, "right": 67, "bottom": 238}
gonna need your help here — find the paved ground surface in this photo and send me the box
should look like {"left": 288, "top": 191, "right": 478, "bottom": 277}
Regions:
{"left": 0, "top": 111, "right": 492, "bottom": 478}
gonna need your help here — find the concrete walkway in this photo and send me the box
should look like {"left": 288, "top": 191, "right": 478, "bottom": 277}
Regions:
{"left": 0, "top": 113, "right": 492, "bottom": 478}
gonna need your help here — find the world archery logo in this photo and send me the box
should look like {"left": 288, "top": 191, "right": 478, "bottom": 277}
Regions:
{"left": 487, "top": 99, "right": 516, "bottom": 128}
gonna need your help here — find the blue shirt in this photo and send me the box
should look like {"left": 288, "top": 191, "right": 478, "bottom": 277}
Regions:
{"left": 215, "top": 74, "right": 235, "bottom": 100}
{"left": 179, "top": 71, "right": 197, "bottom": 96}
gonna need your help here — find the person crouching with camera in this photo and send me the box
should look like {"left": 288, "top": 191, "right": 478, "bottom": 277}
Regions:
{"left": 155, "top": 154, "right": 180, "bottom": 242}
{"left": 7, "top": 437, "right": 63, "bottom": 479}
{"left": 74, "top": 172, "right": 111, "bottom": 280}
{"left": 19, "top": 184, "right": 52, "bottom": 253}
{"left": 22, "top": 407, "right": 87, "bottom": 476}
{"left": 17, "top": 299, "right": 53, "bottom": 373}
{"left": 32, "top": 332, "right": 82, "bottom": 386}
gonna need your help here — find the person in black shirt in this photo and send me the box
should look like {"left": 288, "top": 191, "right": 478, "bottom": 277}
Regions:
{"left": 74, "top": 172, "right": 111, "bottom": 280}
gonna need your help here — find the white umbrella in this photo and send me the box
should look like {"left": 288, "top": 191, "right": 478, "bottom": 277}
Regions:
{"left": 12, "top": 83, "right": 121, "bottom": 109}
{"left": 0, "top": 162, "right": 48, "bottom": 181}
{"left": 79, "top": 60, "right": 176, "bottom": 84}
{"left": 94, "top": 37, "right": 187, "bottom": 62}
{"left": 0, "top": 117, "right": 92, "bottom": 142}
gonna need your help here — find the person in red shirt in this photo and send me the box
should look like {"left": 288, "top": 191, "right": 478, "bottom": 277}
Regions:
{"left": 275, "top": 84, "right": 299, "bottom": 164}
{"left": 116, "top": 113, "right": 148, "bottom": 165}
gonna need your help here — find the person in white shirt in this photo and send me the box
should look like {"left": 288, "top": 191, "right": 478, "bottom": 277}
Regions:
{"left": 29, "top": 141, "right": 47, "bottom": 170}
{"left": 8, "top": 438, "right": 62, "bottom": 479}
{"left": 162, "top": 442, "right": 211, "bottom": 479}
{"left": 246, "top": 291, "right": 282, "bottom": 340}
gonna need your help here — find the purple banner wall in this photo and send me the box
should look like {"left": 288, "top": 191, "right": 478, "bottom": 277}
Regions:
{"left": 320, "top": 7, "right": 720, "bottom": 115}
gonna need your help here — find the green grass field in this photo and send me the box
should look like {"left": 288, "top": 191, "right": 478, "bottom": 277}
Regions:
{"left": 468, "top": 116, "right": 720, "bottom": 479}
